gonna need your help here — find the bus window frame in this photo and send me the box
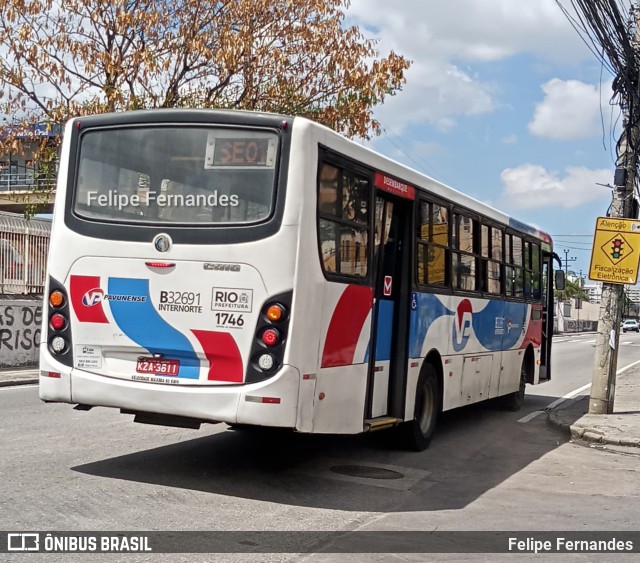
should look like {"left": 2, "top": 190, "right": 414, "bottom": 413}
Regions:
{"left": 414, "top": 194, "right": 454, "bottom": 295}
{"left": 316, "top": 149, "right": 375, "bottom": 286}
{"left": 504, "top": 228, "right": 544, "bottom": 304}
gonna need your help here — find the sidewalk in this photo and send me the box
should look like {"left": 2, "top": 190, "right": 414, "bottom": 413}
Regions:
{"left": 0, "top": 367, "right": 39, "bottom": 387}
{"left": 547, "top": 365, "right": 640, "bottom": 448}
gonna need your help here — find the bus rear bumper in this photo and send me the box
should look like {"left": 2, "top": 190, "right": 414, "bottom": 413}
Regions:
{"left": 42, "top": 365, "right": 300, "bottom": 428}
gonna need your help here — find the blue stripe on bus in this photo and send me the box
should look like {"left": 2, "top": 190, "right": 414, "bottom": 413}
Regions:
{"left": 107, "top": 278, "right": 200, "bottom": 379}
{"left": 409, "top": 293, "right": 453, "bottom": 357}
{"left": 364, "top": 300, "right": 395, "bottom": 362}
{"left": 409, "top": 293, "right": 529, "bottom": 356}
{"left": 374, "top": 300, "right": 394, "bottom": 361}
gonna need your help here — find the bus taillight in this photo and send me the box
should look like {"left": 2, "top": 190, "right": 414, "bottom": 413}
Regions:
{"left": 246, "top": 291, "right": 293, "bottom": 382}
{"left": 47, "top": 278, "right": 73, "bottom": 365}
{"left": 261, "top": 328, "right": 280, "bottom": 346}
{"left": 50, "top": 314, "right": 66, "bottom": 330}
{"left": 266, "top": 304, "right": 285, "bottom": 322}
{"left": 257, "top": 354, "right": 275, "bottom": 371}
{"left": 49, "top": 290, "right": 65, "bottom": 307}
{"left": 50, "top": 336, "right": 66, "bottom": 353}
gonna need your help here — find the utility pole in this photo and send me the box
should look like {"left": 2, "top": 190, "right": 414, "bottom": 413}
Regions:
{"left": 590, "top": 4, "right": 640, "bottom": 414}
{"left": 563, "top": 249, "right": 577, "bottom": 276}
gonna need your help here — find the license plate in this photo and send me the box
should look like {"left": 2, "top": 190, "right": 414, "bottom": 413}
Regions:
{"left": 136, "top": 357, "right": 180, "bottom": 376}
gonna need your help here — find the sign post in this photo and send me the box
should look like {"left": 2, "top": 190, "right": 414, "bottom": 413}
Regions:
{"left": 589, "top": 216, "right": 640, "bottom": 415}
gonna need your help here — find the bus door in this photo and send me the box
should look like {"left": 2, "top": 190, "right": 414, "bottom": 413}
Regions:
{"left": 539, "top": 252, "right": 554, "bottom": 381}
{"left": 367, "top": 189, "right": 412, "bottom": 419}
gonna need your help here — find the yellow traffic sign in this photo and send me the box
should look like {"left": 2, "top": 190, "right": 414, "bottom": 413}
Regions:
{"left": 589, "top": 217, "right": 640, "bottom": 284}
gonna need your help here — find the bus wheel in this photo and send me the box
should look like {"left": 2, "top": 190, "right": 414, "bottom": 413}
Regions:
{"left": 501, "top": 364, "right": 527, "bottom": 411}
{"left": 400, "top": 363, "right": 440, "bottom": 451}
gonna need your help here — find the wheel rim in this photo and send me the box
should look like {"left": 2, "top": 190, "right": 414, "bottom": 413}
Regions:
{"left": 418, "top": 380, "right": 435, "bottom": 434}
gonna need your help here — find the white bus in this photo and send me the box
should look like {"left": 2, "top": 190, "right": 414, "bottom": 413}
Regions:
{"left": 39, "top": 109, "right": 563, "bottom": 450}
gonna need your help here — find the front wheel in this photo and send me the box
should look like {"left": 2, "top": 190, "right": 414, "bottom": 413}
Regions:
{"left": 399, "top": 363, "right": 440, "bottom": 451}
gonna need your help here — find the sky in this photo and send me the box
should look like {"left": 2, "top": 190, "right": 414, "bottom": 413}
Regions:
{"left": 346, "top": 0, "right": 627, "bottom": 284}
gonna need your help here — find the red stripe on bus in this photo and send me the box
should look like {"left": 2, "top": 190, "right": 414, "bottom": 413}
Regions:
{"left": 191, "top": 330, "right": 244, "bottom": 382}
{"left": 520, "top": 304, "right": 542, "bottom": 349}
{"left": 321, "top": 285, "right": 373, "bottom": 368}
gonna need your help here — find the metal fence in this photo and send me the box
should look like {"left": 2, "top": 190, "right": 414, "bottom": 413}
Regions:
{"left": 564, "top": 320, "right": 599, "bottom": 333}
{"left": 0, "top": 169, "right": 56, "bottom": 192}
{"left": 0, "top": 211, "right": 51, "bottom": 294}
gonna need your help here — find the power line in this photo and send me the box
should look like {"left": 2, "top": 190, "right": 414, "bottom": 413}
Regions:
{"left": 376, "top": 120, "right": 453, "bottom": 185}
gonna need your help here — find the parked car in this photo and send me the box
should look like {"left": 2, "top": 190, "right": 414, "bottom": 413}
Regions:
{"left": 622, "top": 319, "right": 640, "bottom": 333}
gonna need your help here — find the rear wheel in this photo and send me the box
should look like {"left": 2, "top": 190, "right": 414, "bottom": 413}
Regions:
{"left": 400, "top": 363, "right": 440, "bottom": 451}
{"left": 500, "top": 363, "right": 527, "bottom": 411}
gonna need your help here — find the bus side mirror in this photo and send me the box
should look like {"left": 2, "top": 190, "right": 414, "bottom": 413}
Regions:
{"left": 555, "top": 270, "right": 565, "bottom": 291}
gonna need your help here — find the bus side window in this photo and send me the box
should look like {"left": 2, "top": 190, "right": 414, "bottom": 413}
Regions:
{"left": 317, "top": 161, "right": 370, "bottom": 279}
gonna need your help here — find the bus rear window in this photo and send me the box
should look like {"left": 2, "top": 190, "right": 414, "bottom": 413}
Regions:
{"left": 73, "top": 126, "right": 279, "bottom": 224}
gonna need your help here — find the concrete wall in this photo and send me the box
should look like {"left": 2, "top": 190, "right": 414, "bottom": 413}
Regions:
{"left": 555, "top": 299, "right": 601, "bottom": 334}
{"left": 0, "top": 297, "right": 42, "bottom": 367}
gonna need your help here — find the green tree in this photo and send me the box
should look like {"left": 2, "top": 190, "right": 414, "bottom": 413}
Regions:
{"left": 555, "top": 277, "right": 589, "bottom": 302}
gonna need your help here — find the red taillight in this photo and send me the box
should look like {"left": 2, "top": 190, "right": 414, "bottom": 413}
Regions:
{"left": 50, "top": 314, "right": 66, "bottom": 330}
{"left": 261, "top": 328, "right": 280, "bottom": 346}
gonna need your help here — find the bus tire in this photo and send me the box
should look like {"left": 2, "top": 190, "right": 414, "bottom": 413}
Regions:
{"left": 400, "top": 363, "right": 440, "bottom": 451}
{"left": 501, "top": 363, "right": 527, "bottom": 412}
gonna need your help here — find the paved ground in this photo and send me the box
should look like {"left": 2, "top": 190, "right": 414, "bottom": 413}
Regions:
{"left": 2, "top": 362, "right": 639, "bottom": 448}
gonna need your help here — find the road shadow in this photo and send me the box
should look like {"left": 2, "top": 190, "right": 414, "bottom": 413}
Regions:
{"left": 72, "top": 394, "right": 570, "bottom": 513}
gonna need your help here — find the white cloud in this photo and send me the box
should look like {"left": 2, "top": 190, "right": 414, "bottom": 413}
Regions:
{"left": 529, "top": 79, "right": 608, "bottom": 140}
{"left": 346, "top": 0, "right": 591, "bottom": 132}
{"left": 373, "top": 59, "right": 495, "bottom": 132}
{"left": 501, "top": 134, "right": 518, "bottom": 145}
{"left": 349, "top": 0, "right": 586, "bottom": 63}
{"left": 499, "top": 163, "right": 611, "bottom": 209}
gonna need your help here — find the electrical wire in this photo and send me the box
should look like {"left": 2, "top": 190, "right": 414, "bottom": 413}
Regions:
{"left": 377, "top": 121, "right": 453, "bottom": 185}
{"left": 556, "top": 1, "right": 639, "bottom": 158}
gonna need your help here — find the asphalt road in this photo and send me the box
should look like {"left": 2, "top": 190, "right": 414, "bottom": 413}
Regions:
{"left": 1, "top": 336, "right": 639, "bottom": 562}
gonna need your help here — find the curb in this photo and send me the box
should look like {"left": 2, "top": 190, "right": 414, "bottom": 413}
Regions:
{"left": 568, "top": 424, "right": 640, "bottom": 448}
{"left": 0, "top": 378, "right": 39, "bottom": 388}
{"left": 547, "top": 401, "right": 640, "bottom": 449}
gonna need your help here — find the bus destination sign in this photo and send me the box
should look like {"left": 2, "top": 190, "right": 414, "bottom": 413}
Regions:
{"left": 205, "top": 134, "right": 276, "bottom": 169}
